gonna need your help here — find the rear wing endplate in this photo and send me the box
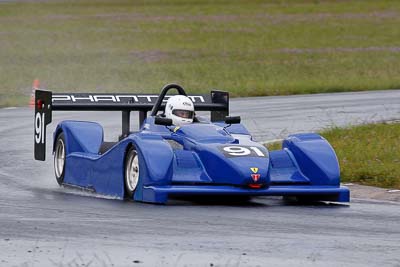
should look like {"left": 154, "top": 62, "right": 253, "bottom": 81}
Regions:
{"left": 34, "top": 90, "right": 53, "bottom": 161}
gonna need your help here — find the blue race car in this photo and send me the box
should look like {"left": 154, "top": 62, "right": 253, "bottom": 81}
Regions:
{"left": 34, "top": 83, "right": 349, "bottom": 204}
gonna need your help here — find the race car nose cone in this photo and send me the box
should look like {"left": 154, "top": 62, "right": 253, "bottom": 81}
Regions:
{"left": 251, "top": 173, "right": 261, "bottom": 182}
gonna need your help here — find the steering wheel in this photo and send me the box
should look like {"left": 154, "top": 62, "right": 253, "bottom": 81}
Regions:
{"left": 150, "top": 83, "right": 187, "bottom": 117}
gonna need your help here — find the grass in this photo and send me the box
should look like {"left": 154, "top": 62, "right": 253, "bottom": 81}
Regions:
{"left": 266, "top": 122, "right": 400, "bottom": 189}
{"left": 1, "top": 0, "right": 400, "bottom": 106}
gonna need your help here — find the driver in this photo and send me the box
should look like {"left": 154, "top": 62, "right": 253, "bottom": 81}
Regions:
{"left": 165, "top": 95, "right": 194, "bottom": 126}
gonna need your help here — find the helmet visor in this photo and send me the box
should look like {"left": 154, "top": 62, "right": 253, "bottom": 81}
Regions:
{"left": 172, "top": 109, "right": 194, "bottom": 119}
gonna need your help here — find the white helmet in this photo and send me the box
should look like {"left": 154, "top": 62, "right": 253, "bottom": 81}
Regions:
{"left": 165, "top": 95, "right": 194, "bottom": 126}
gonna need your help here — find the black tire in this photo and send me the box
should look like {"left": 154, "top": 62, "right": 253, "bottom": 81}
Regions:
{"left": 54, "top": 132, "right": 66, "bottom": 185}
{"left": 124, "top": 146, "right": 140, "bottom": 199}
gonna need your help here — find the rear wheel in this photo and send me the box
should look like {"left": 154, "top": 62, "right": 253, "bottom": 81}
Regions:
{"left": 125, "top": 146, "right": 140, "bottom": 199}
{"left": 54, "top": 132, "right": 66, "bottom": 185}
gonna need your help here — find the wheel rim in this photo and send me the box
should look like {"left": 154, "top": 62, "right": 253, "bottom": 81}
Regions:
{"left": 54, "top": 139, "right": 65, "bottom": 178}
{"left": 126, "top": 151, "right": 139, "bottom": 192}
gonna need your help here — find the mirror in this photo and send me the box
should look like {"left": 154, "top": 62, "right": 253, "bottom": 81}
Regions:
{"left": 155, "top": 117, "right": 173, "bottom": 126}
{"left": 225, "top": 116, "right": 241, "bottom": 124}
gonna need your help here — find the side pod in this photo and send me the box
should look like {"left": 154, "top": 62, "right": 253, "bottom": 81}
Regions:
{"left": 283, "top": 133, "right": 340, "bottom": 186}
{"left": 53, "top": 121, "right": 104, "bottom": 155}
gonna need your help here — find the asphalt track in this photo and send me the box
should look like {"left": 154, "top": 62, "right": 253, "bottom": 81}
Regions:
{"left": 0, "top": 90, "right": 400, "bottom": 266}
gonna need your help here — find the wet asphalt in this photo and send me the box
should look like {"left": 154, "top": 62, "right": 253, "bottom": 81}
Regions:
{"left": 0, "top": 90, "right": 400, "bottom": 266}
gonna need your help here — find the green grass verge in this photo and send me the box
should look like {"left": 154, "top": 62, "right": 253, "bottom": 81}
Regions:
{"left": 266, "top": 123, "right": 400, "bottom": 189}
{"left": 1, "top": 0, "right": 400, "bottom": 107}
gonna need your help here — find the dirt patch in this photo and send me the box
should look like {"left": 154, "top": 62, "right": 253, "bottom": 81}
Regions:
{"left": 1, "top": 11, "right": 398, "bottom": 23}
{"left": 129, "top": 49, "right": 202, "bottom": 63}
{"left": 278, "top": 46, "right": 400, "bottom": 54}
{"left": 94, "top": 11, "right": 399, "bottom": 23}
{"left": 129, "top": 50, "right": 172, "bottom": 63}
{"left": 129, "top": 46, "right": 400, "bottom": 63}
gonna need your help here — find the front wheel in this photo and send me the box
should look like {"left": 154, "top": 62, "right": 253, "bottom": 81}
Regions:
{"left": 54, "top": 132, "right": 66, "bottom": 185}
{"left": 125, "top": 146, "right": 140, "bottom": 199}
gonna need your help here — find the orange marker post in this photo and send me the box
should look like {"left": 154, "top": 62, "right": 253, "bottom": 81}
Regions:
{"left": 29, "top": 79, "right": 40, "bottom": 108}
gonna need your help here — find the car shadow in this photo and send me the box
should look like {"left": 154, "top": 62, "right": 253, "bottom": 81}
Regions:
{"left": 281, "top": 197, "right": 349, "bottom": 208}
{"left": 41, "top": 186, "right": 349, "bottom": 209}
{"left": 167, "top": 196, "right": 349, "bottom": 208}
{"left": 168, "top": 195, "right": 267, "bottom": 207}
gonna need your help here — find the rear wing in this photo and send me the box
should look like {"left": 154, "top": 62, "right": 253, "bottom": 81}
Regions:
{"left": 34, "top": 84, "right": 229, "bottom": 161}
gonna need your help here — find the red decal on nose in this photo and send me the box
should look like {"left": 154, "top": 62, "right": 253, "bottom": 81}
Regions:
{"left": 251, "top": 174, "right": 260, "bottom": 182}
